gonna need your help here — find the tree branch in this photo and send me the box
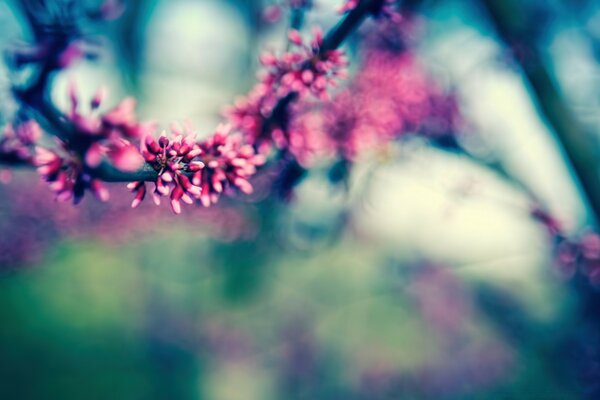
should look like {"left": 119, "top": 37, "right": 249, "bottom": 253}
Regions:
{"left": 5, "top": 0, "right": 385, "bottom": 183}
{"left": 321, "top": 0, "right": 379, "bottom": 52}
{"left": 479, "top": 0, "right": 600, "bottom": 225}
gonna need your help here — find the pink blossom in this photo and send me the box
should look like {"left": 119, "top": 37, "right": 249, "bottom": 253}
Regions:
{"left": 194, "top": 124, "right": 266, "bottom": 207}
{"left": 34, "top": 146, "right": 108, "bottom": 203}
{"left": 225, "top": 29, "right": 348, "bottom": 151}
{"left": 259, "top": 28, "right": 349, "bottom": 100}
{"left": 284, "top": 49, "right": 461, "bottom": 166}
{"left": 223, "top": 86, "right": 271, "bottom": 151}
{"left": 131, "top": 131, "right": 204, "bottom": 214}
{"left": 66, "top": 84, "right": 145, "bottom": 171}
{"left": 108, "top": 141, "right": 145, "bottom": 172}
{"left": 129, "top": 124, "right": 265, "bottom": 213}
{"left": 284, "top": 106, "right": 335, "bottom": 166}
{"left": 101, "top": 97, "right": 141, "bottom": 137}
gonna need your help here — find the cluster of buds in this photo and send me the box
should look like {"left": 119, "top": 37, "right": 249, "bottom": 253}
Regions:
{"left": 284, "top": 105, "right": 335, "bottom": 166}
{"left": 31, "top": 86, "right": 150, "bottom": 203}
{"left": 129, "top": 131, "right": 204, "bottom": 214}
{"left": 226, "top": 29, "right": 348, "bottom": 151}
{"left": 195, "top": 124, "right": 266, "bottom": 207}
{"left": 129, "top": 124, "right": 265, "bottom": 214}
{"left": 66, "top": 83, "right": 147, "bottom": 172}
{"left": 260, "top": 28, "right": 348, "bottom": 101}
{"left": 7, "top": 0, "right": 452, "bottom": 217}
{"left": 283, "top": 50, "right": 461, "bottom": 167}
{"left": 35, "top": 145, "right": 109, "bottom": 204}
{"left": 224, "top": 86, "right": 272, "bottom": 151}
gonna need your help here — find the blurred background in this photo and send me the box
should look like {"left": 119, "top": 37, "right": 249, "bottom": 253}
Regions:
{"left": 1, "top": 0, "right": 600, "bottom": 398}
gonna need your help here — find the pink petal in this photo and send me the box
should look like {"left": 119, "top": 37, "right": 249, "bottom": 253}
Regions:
{"left": 109, "top": 143, "right": 144, "bottom": 172}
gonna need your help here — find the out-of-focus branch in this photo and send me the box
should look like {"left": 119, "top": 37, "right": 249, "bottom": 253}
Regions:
{"left": 480, "top": 0, "right": 600, "bottom": 224}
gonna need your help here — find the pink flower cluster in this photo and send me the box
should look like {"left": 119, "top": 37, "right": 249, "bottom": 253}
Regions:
{"left": 129, "top": 131, "right": 203, "bottom": 214}
{"left": 35, "top": 145, "right": 109, "bottom": 204}
{"left": 225, "top": 29, "right": 348, "bottom": 150}
{"left": 195, "top": 124, "right": 266, "bottom": 207}
{"left": 32, "top": 86, "right": 152, "bottom": 203}
{"left": 264, "top": 29, "right": 348, "bottom": 100}
{"left": 67, "top": 83, "right": 147, "bottom": 173}
{"left": 129, "top": 124, "right": 265, "bottom": 214}
{"left": 7, "top": 2, "right": 459, "bottom": 217}
{"left": 285, "top": 50, "right": 460, "bottom": 166}
{"left": 224, "top": 86, "right": 271, "bottom": 152}
{"left": 351, "top": 51, "right": 460, "bottom": 140}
